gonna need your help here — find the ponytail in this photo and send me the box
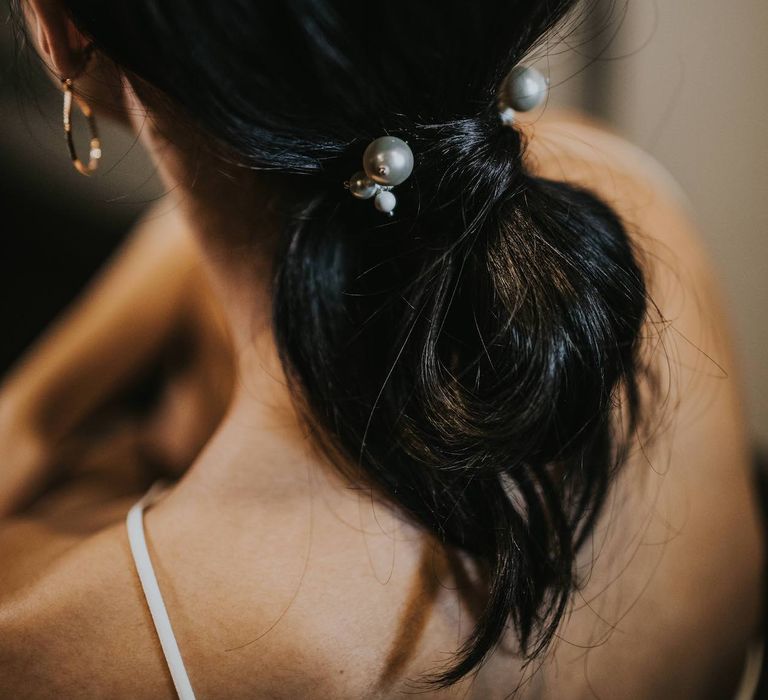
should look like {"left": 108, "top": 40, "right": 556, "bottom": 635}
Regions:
{"left": 273, "top": 109, "right": 647, "bottom": 685}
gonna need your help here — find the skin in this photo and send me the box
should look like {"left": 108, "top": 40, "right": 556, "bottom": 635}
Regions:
{"left": 0, "top": 2, "right": 764, "bottom": 697}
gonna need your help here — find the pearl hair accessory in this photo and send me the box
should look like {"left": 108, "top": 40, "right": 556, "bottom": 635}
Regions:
{"left": 498, "top": 65, "right": 549, "bottom": 126}
{"left": 344, "top": 68, "right": 543, "bottom": 213}
{"left": 344, "top": 136, "right": 414, "bottom": 216}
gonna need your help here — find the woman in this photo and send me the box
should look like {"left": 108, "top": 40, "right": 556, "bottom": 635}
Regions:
{"left": 0, "top": 0, "right": 764, "bottom": 697}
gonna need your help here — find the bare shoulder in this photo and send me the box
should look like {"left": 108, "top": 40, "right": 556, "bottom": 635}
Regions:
{"left": 0, "top": 501, "right": 298, "bottom": 698}
{"left": 0, "top": 498, "right": 322, "bottom": 698}
{"left": 525, "top": 110, "right": 707, "bottom": 277}
{"left": 524, "top": 111, "right": 744, "bottom": 416}
{"left": 525, "top": 110, "right": 746, "bottom": 417}
{"left": 0, "top": 509, "right": 174, "bottom": 698}
{"left": 524, "top": 111, "right": 765, "bottom": 696}
{"left": 0, "top": 477, "right": 495, "bottom": 699}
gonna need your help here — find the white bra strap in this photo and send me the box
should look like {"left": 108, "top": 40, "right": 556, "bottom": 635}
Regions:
{"left": 126, "top": 482, "right": 197, "bottom": 700}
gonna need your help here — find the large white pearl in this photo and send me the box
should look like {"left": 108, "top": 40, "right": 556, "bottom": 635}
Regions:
{"left": 374, "top": 190, "right": 397, "bottom": 214}
{"left": 363, "top": 136, "right": 414, "bottom": 186}
{"left": 505, "top": 65, "right": 548, "bottom": 112}
{"left": 347, "top": 171, "right": 377, "bottom": 199}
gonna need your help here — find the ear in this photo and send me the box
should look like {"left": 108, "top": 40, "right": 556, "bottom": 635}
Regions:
{"left": 25, "top": 0, "right": 90, "bottom": 78}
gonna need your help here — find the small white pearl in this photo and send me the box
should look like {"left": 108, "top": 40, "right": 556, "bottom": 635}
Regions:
{"left": 347, "top": 171, "right": 377, "bottom": 200}
{"left": 374, "top": 190, "right": 397, "bottom": 214}
{"left": 499, "top": 107, "right": 516, "bottom": 126}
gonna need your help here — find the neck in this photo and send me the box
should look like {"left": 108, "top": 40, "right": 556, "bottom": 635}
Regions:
{"left": 145, "top": 123, "right": 340, "bottom": 500}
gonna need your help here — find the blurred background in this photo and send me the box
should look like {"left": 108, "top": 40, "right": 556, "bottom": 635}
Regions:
{"left": 1, "top": 1, "right": 766, "bottom": 441}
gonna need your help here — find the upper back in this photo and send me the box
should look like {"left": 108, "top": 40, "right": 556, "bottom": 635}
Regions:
{"left": 1, "top": 113, "right": 764, "bottom": 699}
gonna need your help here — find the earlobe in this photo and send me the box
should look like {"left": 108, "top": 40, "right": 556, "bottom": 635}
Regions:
{"left": 26, "top": 0, "right": 88, "bottom": 79}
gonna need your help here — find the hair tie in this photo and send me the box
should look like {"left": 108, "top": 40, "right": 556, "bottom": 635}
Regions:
{"left": 343, "top": 66, "right": 547, "bottom": 216}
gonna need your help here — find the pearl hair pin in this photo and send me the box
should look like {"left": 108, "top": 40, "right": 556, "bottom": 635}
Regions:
{"left": 498, "top": 65, "right": 549, "bottom": 125}
{"left": 344, "top": 67, "right": 544, "bottom": 214}
{"left": 344, "top": 136, "right": 414, "bottom": 216}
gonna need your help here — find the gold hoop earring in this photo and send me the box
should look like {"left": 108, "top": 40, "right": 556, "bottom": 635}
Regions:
{"left": 62, "top": 78, "right": 102, "bottom": 176}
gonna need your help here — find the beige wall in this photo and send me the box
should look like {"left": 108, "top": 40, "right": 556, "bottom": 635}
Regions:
{"left": 598, "top": 0, "right": 768, "bottom": 443}
{"left": 541, "top": 1, "right": 768, "bottom": 442}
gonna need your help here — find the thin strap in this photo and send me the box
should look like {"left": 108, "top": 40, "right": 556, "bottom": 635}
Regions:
{"left": 126, "top": 482, "right": 197, "bottom": 700}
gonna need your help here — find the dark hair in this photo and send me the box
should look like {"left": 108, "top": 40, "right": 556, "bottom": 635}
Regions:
{"left": 17, "top": 0, "right": 649, "bottom": 687}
